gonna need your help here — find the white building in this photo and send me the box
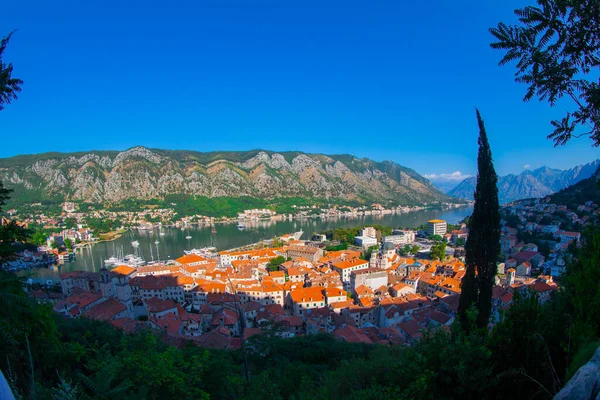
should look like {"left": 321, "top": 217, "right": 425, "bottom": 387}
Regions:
{"left": 62, "top": 202, "right": 77, "bottom": 213}
{"left": 361, "top": 227, "right": 377, "bottom": 238}
{"left": 350, "top": 268, "right": 388, "bottom": 292}
{"left": 354, "top": 235, "right": 378, "bottom": 249}
{"left": 384, "top": 230, "right": 415, "bottom": 245}
{"left": 427, "top": 219, "right": 447, "bottom": 236}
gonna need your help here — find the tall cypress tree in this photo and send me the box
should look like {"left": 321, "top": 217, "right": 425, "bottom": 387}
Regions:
{"left": 458, "top": 109, "right": 500, "bottom": 330}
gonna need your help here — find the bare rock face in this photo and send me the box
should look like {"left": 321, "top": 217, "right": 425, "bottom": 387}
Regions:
{"left": 0, "top": 147, "right": 451, "bottom": 205}
{"left": 554, "top": 347, "right": 600, "bottom": 400}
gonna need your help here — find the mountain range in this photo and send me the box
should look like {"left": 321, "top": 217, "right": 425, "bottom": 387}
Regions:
{"left": 0, "top": 147, "right": 456, "bottom": 207}
{"left": 448, "top": 160, "right": 600, "bottom": 204}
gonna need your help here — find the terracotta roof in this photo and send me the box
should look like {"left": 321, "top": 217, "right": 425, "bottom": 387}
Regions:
{"left": 145, "top": 297, "right": 178, "bottom": 313}
{"left": 397, "top": 320, "right": 423, "bottom": 340}
{"left": 150, "top": 313, "right": 181, "bottom": 337}
{"left": 324, "top": 287, "right": 346, "bottom": 298}
{"left": 109, "top": 317, "right": 143, "bottom": 334}
{"left": 282, "top": 315, "right": 303, "bottom": 327}
{"left": 63, "top": 291, "right": 102, "bottom": 309}
{"left": 289, "top": 287, "right": 325, "bottom": 303}
{"left": 211, "top": 308, "right": 239, "bottom": 326}
{"left": 332, "top": 259, "right": 369, "bottom": 270}
{"left": 329, "top": 300, "right": 354, "bottom": 310}
{"left": 110, "top": 265, "right": 136, "bottom": 276}
{"left": 175, "top": 254, "right": 207, "bottom": 264}
{"left": 195, "top": 329, "right": 231, "bottom": 349}
{"left": 333, "top": 325, "right": 372, "bottom": 343}
{"left": 83, "top": 298, "right": 126, "bottom": 321}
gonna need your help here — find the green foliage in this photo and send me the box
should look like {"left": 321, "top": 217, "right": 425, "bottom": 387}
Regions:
{"left": 428, "top": 234, "right": 443, "bottom": 242}
{"left": 86, "top": 217, "right": 121, "bottom": 234}
{"left": 0, "top": 180, "right": 11, "bottom": 212}
{"left": 551, "top": 172, "right": 600, "bottom": 207}
{"left": 64, "top": 238, "right": 73, "bottom": 251}
{"left": 430, "top": 241, "right": 447, "bottom": 261}
{"left": 325, "top": 243, "right": 348, "bottom": 252}
{"left": 398, "top": 244, "right": 411, "bottom": 256}
{"left": 490, "top": 0, "right": 600, "bottom": 146}
{"left": 0, "top": 31, "right": 23, "bottom": 111}
{"left": 31, "top": 230, "right": 47, "bottom": 246}
{"left": 459, "top": 110, "right": 501, "bottom": 331}
{"left": 324, "top": 225, "right": 392, "bottom": 244}
{"left": 272, "top": 236, "right": 285, "bottom": 248}
{"left": 455, "top": 237, "right": 466, "bottom": 247}
{"left": 0, "top": 219, "right": 31, "bottom": 262}
{"left": 562, "top": 226, "right": 600, "bottom": 344}
{"left": 63, "top": 217, "right": 77, "bottom": 229}
{"left": 411, "top": 244, "right": 420, "bottom": 255}
{"left": 267, "top": 256, "right": 286, "bottom": 272}
{"left": 361, "top": 245, "right": 378, "bottom": 260}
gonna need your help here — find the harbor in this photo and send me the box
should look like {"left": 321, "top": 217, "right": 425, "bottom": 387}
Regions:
{"left": 20, "top": 206, "right": 472, "bottom": 282}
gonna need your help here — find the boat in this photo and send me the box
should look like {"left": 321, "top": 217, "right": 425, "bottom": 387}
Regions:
{"left": 183, "top": 247, "right": 217, "bottom": 257}
{"left": 104, "top": 255, "right": 120, "bottom": 266}
{"left": 131, "top": 240, "right": 140, "bottom": 247}
{"left": 122, "top": 254, "right": 145, "bottom": 267}
{"left": 211, "top": 226, "right": 217, "bottom": 234}
{"left": 185, "top": 235, "right": 192, "bottom": 240}
{"left": 237, "top": 223, "right": 245, "bottom": 230}
{"left": 154, "top": 240, "right": 160, "bottom": 244}
{"left": 159, "top": 232, "right": 165, "bottom": 236}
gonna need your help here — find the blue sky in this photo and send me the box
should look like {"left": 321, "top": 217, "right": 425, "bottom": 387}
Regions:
{"left": 1, "top": 0, "right": 598, "bottom": 181}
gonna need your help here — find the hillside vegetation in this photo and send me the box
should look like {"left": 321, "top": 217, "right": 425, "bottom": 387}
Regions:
{"left": 0, "top": 147, "right": 457, "bottom": 211}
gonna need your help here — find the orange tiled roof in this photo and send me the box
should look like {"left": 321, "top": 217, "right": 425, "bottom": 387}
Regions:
{"left": 290, "top": 287, "right": 325, "bottom": 303}
{"left": 175, "top": 254, "right": 207, "bottom": 265}
{"left": 332, "top": 258, "right": 369, "bottom": 270}
{"left": 111, "top": 265, "right": 136, "bottom": 276}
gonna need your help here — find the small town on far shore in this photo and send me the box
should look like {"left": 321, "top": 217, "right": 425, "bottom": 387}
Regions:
{"left": 5, "top": 191, "right": 592, "bottom": 349}
{"left": 1, "top": 200, "right": 466, "bottom": 270}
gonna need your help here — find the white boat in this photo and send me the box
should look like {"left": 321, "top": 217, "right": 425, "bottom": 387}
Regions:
{"left": 185, "top": 235, "right": 192, "bottom": 240}
{"left": 122, "top": 254, "right": 145, "bottom": 266}
{"left": 183, "top": 247, "right": 217, "bottom": 257}
{"left": 237, "top": 223, "right": 245, "bottom": 230}
{"left": 131, "top": 240, "right": 140, "bottom": 247}
{"left": 159, "top": 232, "right": 165, "bottom": 236}
{"left": 154, "top": 240, "right": 160, "bottom": 244}
{"left": 104, "top": 256, "right": 120, "bottom": 266}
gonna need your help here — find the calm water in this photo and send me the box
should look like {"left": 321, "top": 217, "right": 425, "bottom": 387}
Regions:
{"left": 30, "top": 206, "right": 472, "bottom": 282}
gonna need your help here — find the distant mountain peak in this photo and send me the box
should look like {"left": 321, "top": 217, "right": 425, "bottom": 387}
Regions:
{"left": 448, "top": 159, "right": 600, "bottom": 204}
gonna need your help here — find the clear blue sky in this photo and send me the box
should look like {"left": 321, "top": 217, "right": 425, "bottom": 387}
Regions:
{"left": 1, "top": 0, "right": 598, "bottom": 180}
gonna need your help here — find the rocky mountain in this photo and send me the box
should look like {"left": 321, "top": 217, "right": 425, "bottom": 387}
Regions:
{"left": 448, "top": 160, "right": 600, "bottom": 204}
{"left": 0, "top": 147, "right": 455, "bottom": 206}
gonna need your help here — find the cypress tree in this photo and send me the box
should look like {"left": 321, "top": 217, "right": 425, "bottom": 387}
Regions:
{"left": 458, "top": 109, "right": 501, "bottom": 330}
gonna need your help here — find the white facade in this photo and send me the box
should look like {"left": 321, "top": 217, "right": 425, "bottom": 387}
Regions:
{"left": 427, "top": 220, "right": 447, "bottom": 236}
{"left": 383, "top": 230, "right": 415, "bottom": 245}
{"left": 360, "top": 227, "right": 377, "bottom": 238}
{"left": 354, "top": 236, "right": 378, "bottom": 249}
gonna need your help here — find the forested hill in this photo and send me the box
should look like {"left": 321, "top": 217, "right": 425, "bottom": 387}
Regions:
{"left": 0, "top": 147, "right": 456, "bottom": 207}
{"left": 550, "top": 166, "right": 600, "bottom": 206}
